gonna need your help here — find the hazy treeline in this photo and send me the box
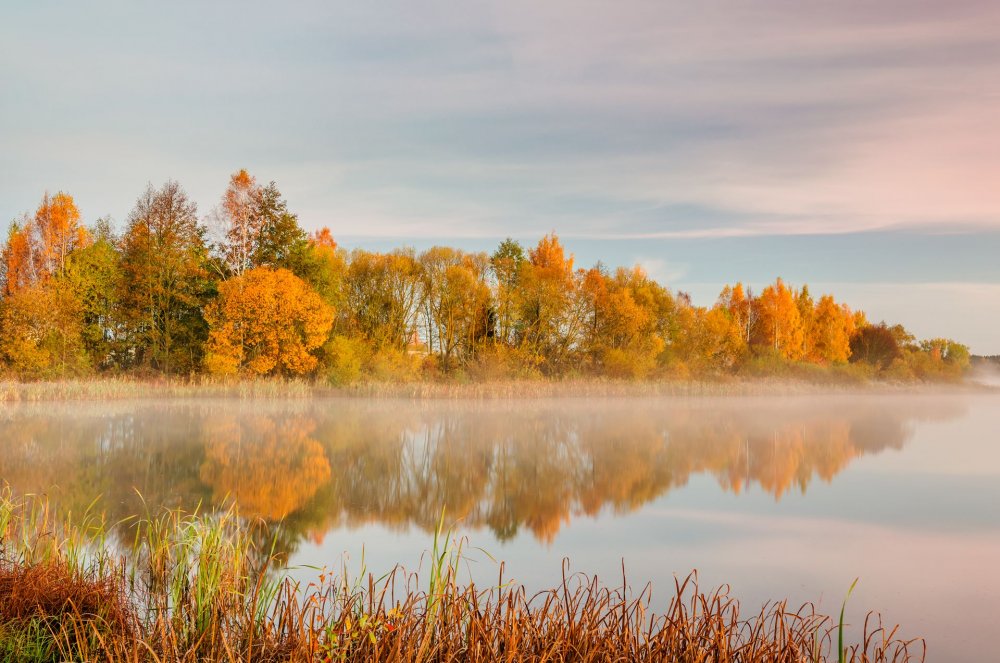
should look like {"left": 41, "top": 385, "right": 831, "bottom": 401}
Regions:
{"left": 1, "top": 171, "right": 970, "bottom": 382}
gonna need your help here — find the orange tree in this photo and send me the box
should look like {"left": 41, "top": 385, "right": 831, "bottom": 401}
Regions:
{"left": 204, "top": 266, "right": 333, "bottom": 376}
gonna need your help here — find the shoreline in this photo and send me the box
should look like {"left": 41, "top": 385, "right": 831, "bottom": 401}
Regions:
{"left": 0, "top": 376, "right": 993, "bottom": 403}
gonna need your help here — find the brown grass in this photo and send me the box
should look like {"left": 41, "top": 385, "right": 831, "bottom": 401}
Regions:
{"left": 0, "top": 374, "right": 983, "bottom": 404}
{"left": 0, "top": 492, "right": 925, "bottom": 662}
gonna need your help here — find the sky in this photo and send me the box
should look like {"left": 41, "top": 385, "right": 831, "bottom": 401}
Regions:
{"left": 1, "top": 1, "right": 998, "bottom": 353}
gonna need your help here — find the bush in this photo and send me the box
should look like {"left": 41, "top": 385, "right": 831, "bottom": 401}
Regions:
{"left": 321, "top": 334, "right": 369, "bottom": 385}
{"left": 464, "top": 345, "right": 542, "bottom": 382}
{"left": 365, "top": 347, "right": 423, "bottom": 382}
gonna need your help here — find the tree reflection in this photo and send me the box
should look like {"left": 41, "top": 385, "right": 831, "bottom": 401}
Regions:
{"left": 199, "top": 415, "right": 331, "bottom": 520}
{"left": 0, "top": 397, "right": 963, "bottom": 551}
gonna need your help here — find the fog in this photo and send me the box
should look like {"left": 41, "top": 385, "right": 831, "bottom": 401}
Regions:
{"left": 969, "top": 362, "right": 1000, "bottom": 388}
{"left": 1, "top": 393, "right": 998, "bottom": 660}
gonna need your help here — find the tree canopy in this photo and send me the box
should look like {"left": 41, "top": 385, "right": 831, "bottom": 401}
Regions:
{"left": 0, "top": 172, "right": 972, "bottom": 383}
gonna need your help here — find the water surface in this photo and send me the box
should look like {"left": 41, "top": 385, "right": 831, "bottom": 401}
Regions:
{"left": 1, "top": 394, "right": 997, "bottom": 660}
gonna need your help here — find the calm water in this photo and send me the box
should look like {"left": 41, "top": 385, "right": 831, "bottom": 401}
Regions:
{"left": 2, "top": 394, "right": 998, "bottom": 659}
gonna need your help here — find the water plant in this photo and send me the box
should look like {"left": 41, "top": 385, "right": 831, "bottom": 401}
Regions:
{"left": 0, "top": 489, "right": 925, "bottom": 662}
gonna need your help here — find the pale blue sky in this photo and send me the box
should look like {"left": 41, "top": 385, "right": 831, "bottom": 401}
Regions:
{"left": 2, "top": 1, "right": 997, "bottom": 352}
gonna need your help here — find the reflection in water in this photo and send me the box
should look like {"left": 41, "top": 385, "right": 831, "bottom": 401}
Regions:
{"left": 0, "top": 397, "right": 963, "bottom": 551}
{"left": 200, "top": 416, "right": 331, "bottom": 520}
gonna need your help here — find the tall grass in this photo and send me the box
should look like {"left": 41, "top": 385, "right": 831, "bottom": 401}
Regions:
{"left": 0, "top": 490, "right": 924, "bottom": 662}
{"left": 0, "top": 374, "right": 971, "bottom": 404}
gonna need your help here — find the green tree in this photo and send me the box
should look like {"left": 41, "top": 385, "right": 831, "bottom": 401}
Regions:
{"left": 252, "top": 181, "right": 310, "bottom": 271}
{"left": 490, "top": 238, "right": 526, "bottom": 346}
{"left": 63, "top": 218, "right": 124, "bottom": 369}
{"left": 119, "top": 181, "right": 212, "bottom": 374}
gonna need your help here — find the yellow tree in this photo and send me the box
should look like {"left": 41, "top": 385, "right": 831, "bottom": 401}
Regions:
{"left": 204, "top": 267, "right": 334, "bottom": 376}
{"left": 752, "top": 278, "right": 804, "bottom": 360}
{"left": 693, "top": 306, "right": 746, "bottom": 371}
{"left": 297, "top": 227, "right": 348, "bottom": 312}
{"left": 796, "top": 285, "right": 815, "bottom": 359}
{"left": 517, "top": 233, "right": 581, "bottom": 368}
{"left": 0, "top": 279, "right": 88, "bottom": 378}
{"left": 808, "top": 295, "right": 853, "bottom": 363}
{"left": 717, "top": 282, "right": 755, "bottom": 345}
{"left": 419, "top": 247, "right": 491, "bottom": 364}
{"left": 344, "top": 249, "right": 422, "bottom": 350}
{"left": 579, "top": 266, "right": 665, "bottom": 377}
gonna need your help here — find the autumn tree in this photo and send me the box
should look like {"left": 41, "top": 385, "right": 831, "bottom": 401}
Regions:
{"left": 808, "top": 295, "right": 854, "bottom": 364}
{"left": 517, "top": 234, "right": 582, "bottom": 369}
{"left": 751, "top": 278, "right": 804, "bottom": 360}
{"left": 717, "top": 283, "right": 757, "bottom": 346}
{"left": 0, "top": 279, "right": 88, "bottom": 378}
{"left": 2, "top": 192, "right": 89, "bottom": 294}
{"left": 294, "top": 228, "right": 346, "bottom": 309}
{"left": 690, "top": 306, "right": 746, "bottom": 372}
{"left": 579, "top": 266, "right": 667, "bottom": 377}
{"left": 2, "top": 216, "right": 38, "bottom": 295}
{"left": 213, "top": 170, "right": 310, "bottom": 278}
{"left": 849, "top": 322, "right": 901, "bottom": 370}
{"left": 344, "top": 249, "right": 423, "bottom": 350}
{"left": 34, "top": 192, "right": 90, "bottom": 277}
{"left": 119, "top": 181, "right": 212, "bottom": 373}
{"left": 419, "top": 247, "right": 491, "bottom": 365}
{"left": 204, "top": 267, "right": 333, "bottom": 376}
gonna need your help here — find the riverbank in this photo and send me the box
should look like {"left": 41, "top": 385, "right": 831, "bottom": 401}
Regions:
{"left": 0, "top": 492, "right": 923, "bottom": 662}
{"left": 0, "top": 375, "right": 992, "bottom": 403}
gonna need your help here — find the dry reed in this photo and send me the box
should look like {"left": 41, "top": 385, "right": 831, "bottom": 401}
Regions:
{"left": 0, "top": 490, "right": 925, "bottom": 662}
{"left": 0, "top": 375, "right": 971, "bottom": 404}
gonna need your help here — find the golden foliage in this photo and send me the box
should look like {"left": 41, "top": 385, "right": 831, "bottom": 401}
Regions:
{"left": 753, "top": 278, "right": 805, "bottom": 360}
{"left": 808, "top": 295, "right": 854, "bottom": 364}
{"left": 204, "top": 267, "right": 334, "bottom": 376}
{"left": 2, "top": 192, "right": 89, "bottom": 295}
{"left": 0, "top": 279, "right": 88, "bottom": 379}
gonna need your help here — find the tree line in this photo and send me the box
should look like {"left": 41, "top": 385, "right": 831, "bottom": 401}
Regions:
{"left": 0, "top": 170, "right": 971, "bottom": 382}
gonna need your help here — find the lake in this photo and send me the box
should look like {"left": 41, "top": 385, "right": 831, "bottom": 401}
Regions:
{"left": 1, "top": 393, "right": 997, "bottom": 660}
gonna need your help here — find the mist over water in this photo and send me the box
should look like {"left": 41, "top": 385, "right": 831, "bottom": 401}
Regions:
{"left": 969, "top": 363, "right": 1000, "bottom": 388}
{"left": 1, "top": 393, "right": 997, "bottom": 660}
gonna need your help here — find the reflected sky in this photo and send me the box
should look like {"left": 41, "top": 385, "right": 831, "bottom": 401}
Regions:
{"left": 0, "top": 394, "right": 997, "bottom": 660}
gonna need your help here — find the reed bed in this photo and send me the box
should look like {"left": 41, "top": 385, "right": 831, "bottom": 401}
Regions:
{"left": 0, "top": 375, "right": 963, "bottom": 404}
{"left": 0, "top": 490, "right": 924, "bottom": 662}
{"left": 0, "top": 377, "right": 318, "bottom": 403}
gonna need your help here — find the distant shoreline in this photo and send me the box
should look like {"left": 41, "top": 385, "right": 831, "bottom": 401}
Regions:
{"left": 0, "top": 376, "right": 993, "bottom": 403}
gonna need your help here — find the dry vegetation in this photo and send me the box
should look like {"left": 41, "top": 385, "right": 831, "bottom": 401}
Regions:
{"left": 0, "top": 490, "right": 924, "bottom": 662}
{"left": 0, "top": 374, "right": 990, "bottom": 404}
